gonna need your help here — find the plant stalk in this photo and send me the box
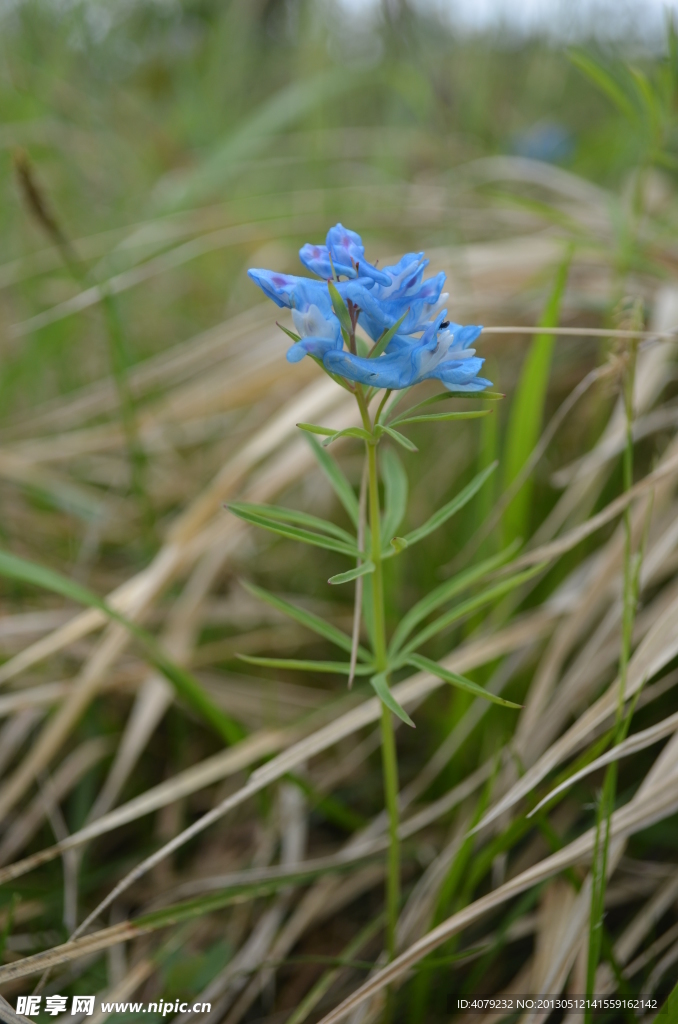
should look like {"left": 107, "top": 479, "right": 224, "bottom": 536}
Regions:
{"left": 357, "top": 386, "right": 401, "bottom": 967}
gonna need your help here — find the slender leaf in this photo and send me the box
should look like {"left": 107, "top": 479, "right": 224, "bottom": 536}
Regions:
{"left": 297, "top": 422, "right": 336, "bottom": 437}
{"left": 389, "top": 462, "right": 497, "bottom": 554}
{"left": 328, "top": 280, "right": 353, "bottom": 337}
{"left": 569, "top": 50, "right": 639, "bottom": 123}
{"left": 407, "top": 654, "right": 522, "bottom": 708}
{"left": 229, "top": 501, "right": 356, "bottom": 544}
{"left": 228, "top": 505, "right": 359, "bottom": 557}
{"left": 502, "top": 248, "right": 572, "bottom": 546}
{"left": 305, "top": 436, "right": 359, "bottom": 525}
{"left": 389, "top": 542, "right": 520, "bottom": 655}
{"left": 392, "top": 409, "right": 491, "bottom": 426}
{"left": 237, "top": 655, "right": 373, "bottom": 675}
{"left": 379, "top": 424, "right": 418, "bottom": 452}
{"left": 381, "top": 447, "right": 408, "bottom": 545}
{"left": 135, "top": 857, "right": 380, "bottom": 932}
{"left": 387, "top": 390, "right": 503, "bottom": 424}
{"left": 322, "top": 426, "right": 374, "bottom": 447}
{"left": 277, "top": 322, "right": 301, "bottom": 343}
{"left": 370, "top": 672, "right": 415, "bottom": 728}
{"left": 397, "top": 563, "right": 545, "bottom": 659}
{"left": 329, "top": 561, "right": 375, "bottom": 585}
{"left": 242, "top": 581, "right": 371, "bottom": 660}
{"left": 369, "top": 310, "right": 408, "bottom": 361}
{"left": 0, "top": 549, "right": 243, "bottom": 744}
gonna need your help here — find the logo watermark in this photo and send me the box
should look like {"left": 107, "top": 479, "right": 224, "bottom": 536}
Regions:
{"left": 15, "top": 998, "right": 212, "bottom": 1018}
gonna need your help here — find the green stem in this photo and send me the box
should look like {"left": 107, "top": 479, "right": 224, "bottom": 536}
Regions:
{"left": 356, "top": 386, "right": 400, "bottom": 966}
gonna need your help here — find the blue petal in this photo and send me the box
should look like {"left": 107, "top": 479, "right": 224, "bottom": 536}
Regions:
{"left": 323, "top": 350, "right": 417, "bottom": 390}
{"left": 299, "top": 244, "right": 333, "bottom": 280}
{"left": 248, "top": 269, "right": 329, "bottom": 312}
{"left": 287, "top": 335, "right": 343, "bottom": 363}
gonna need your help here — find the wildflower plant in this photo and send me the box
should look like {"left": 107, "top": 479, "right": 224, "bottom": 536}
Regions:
{"left": 239, "top": 225, "right": 526, "bottom": 964}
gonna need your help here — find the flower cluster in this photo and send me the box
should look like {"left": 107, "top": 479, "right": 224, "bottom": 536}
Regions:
{"left": 248, "top": 223, "right": 491, "bottom": 392}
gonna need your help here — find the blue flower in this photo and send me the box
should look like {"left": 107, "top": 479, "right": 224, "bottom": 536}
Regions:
{"left": 343, "top": 253, "right": 447, "bottom": 340}
{"left": 299, "top": 223, "right": 391, "bottom": 286}
{"left": 247, "top": 268, "right": 343, "bottom": 362}
{"left": 247, "top": 225, "right": 491, "bottom": 392}
{"left": 324, "top": 313, "right": 490, "bottom": 392}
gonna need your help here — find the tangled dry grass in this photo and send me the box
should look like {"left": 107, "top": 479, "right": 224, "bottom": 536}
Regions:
{"left": 1, "top": 101, "right": 678, "bottom": 1024}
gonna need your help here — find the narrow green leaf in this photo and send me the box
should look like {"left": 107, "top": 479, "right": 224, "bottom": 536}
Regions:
{"left": 388, "top": 390, "right": 503, "bottom": 424}
{"left": 297, "top": 423, "right": 337, "bottom": 437}
{"left": 380, "top": 425, "right": 418, "bottom": 452}
{"left": 392, "top": 410, "right": 491, "bottom": 426}
{"left": 389, "top": 542, "right": 520, "bottom": 656}
{"left": 391, "top": 461, "right": 497, "bottom": 553}
{"left": 328, "top": 561, "right": 375, "bottom": 585}
{"left": 503, "top": 248, "right": 572, "bottom": 546}
{"left": 237, "top": 654, "right": 373, "bottom": 675}
{"left": 277, "top": 322, "right": 301, "bottom": 343}
{"left": 398, "top": 563, "right": 545, "bottom": 659}
{"left": 381, "top": 447, "right": 408, "bottom": 545}
{"left": 370, "top": 672, "right": 415, "bottom": 728}
{"left": 305, "top": 436, "right": 359, "bottom": 526}
{"left": 407, "top": 654, "right": 522, "bottom": 708}
{"left": 658, "top": 980, "right": 678, "bottom": 1020}
{"left": 228, "top": 506, "right": 359, "bottom": 557}
{"left": 328, "top": 280, "right": 353, "bottom": 337}
{"left": 569, "top": 50, "right": 639, "bottom": 123}
{"left": 242, "top": 581, "right": 371, "bottom": 660}
{"left": 322, "top": 426, "right": 374, "bottom": 447}
{"left": 229, "top": 501, "right": 356, "bottom": 544}
{"left": 0, "top": 549, "right": 243, "bottom": 745}
{"left": 369, "top": 310, "right": 408, "bottom": 361}
{"left": 135, "top": 856, "right": 379, "bottom": 931}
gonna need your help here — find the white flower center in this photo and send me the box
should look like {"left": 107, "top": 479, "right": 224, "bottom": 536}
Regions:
{"left": 292, "top": 304, "right": 335, "bottom": 339}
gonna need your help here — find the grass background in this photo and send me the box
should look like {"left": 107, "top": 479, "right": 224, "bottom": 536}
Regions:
{"left": 0, "top": 1, "right": 678, "bottom": 1022}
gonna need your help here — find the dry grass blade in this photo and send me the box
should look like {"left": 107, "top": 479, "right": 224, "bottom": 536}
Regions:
{"left": 471, "top": 589, "right": 678, "bottom": 837}
{"left": 315, "top": 766, "right": 678, "bottom": 1023}
{"left": 528, "top": 707, "right": 678, "bottom": 817}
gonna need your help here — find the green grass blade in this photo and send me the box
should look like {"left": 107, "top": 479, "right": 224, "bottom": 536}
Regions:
{"left": 381, "top": 447, "right": 408, "bottom": 545}
{"left": 370, "top": 672, "right": 415, "bottom": 728}
{"left": 502, "top": 248, "right": 571, "bottom": 546}
{"left": 407, "top": 654, "right": 522, "bottom": 708}
{"left": 229, "top": 501, "right": 356, "bottom": 544}
{"left": 569, "top": 50, "right": 639, "bottom": 124}
{"left": 328, "top": 561, "right": 375, "bottom": 585}
{"left": 0, "top": 549, "right": 243, "bottom": 745}
{"left": 388, "top": 542, "right": 520, "bottom": 656}
{"left": 398, "top": 563, "right": 545, "bottom": 659}
{"left": 242, "top": 580, "right": 371, "bottom": 660}
{"left": 228, "top": 505, "right": 359, "bottom": 557}
{"left": 237, "top": 654, "right": 373, "bottom": 675}
{"left": 394, "top": 462, "right": 497, "bottom": 552}
{"left": 156, "top": 70, "right": 357, "bottom": 212}
{"left": 135, "top": 857, "right": 380, "bottom": 932}
{"left": 305, "top": 436, "right": 359, "bottom": 526}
